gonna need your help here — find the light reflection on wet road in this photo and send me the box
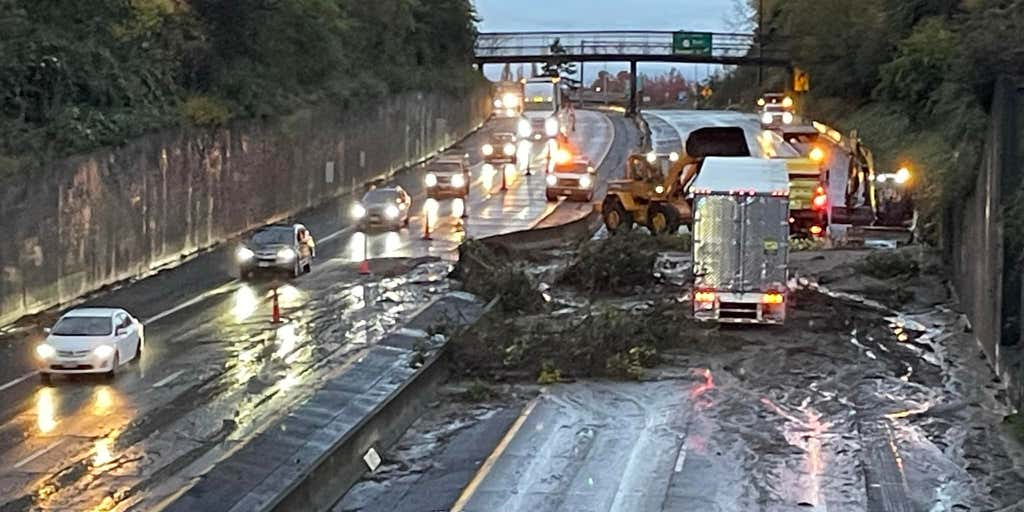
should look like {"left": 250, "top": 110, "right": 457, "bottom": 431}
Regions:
{"left": 0, "top": 111, "right": 618, "bottom": 511}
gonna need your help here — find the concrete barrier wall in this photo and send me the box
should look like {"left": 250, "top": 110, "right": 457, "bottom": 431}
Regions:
{"left": 945, "top": 77, "right": 1024, "bottom": 406}
{"left": 0, "top": 88, "right": 491, "bottom": 325}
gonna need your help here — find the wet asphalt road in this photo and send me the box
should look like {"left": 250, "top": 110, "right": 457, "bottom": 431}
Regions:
{"left": 450, "top": 270, "right": 1024, "bottom": 512}
{"left": 0, "top": 110, "right": 625, "bottom": 511}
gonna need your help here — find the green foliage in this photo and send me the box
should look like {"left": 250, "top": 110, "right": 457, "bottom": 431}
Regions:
{"left": 181, "top": 95, "right": 230, "bottom": 127}
{"left": 561, "top": 231, "right": 690, "bottom": 293}
{"left": 875, "top": 18, "right": 959, "bottom": 116}
{"left": 0, "top": 0, "right": 479, "bottom": 159}
{"left": 452, "top": 240, "right": 545, "bottom": 314}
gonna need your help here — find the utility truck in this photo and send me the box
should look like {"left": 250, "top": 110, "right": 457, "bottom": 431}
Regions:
{"left": 691, "top": 157, "right": 790, "bottom": 325}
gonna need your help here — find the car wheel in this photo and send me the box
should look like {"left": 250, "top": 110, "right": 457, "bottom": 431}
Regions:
{"left": 602, "top": 196, "right": 633, "bottom": 235}
{"left": 133, "top": 338, "right": 142, "bottom": 363}
{"left": 546, "top": 192, "right": 558, "bottom": 202}
{"left": 106, "top": 354, "right": 119, "bottom": 380}
{"left": 303, "top": 262, "right": 312, "bottom": 274}
{"left": 40, "top": 372, "right": 52, "bottom": 386}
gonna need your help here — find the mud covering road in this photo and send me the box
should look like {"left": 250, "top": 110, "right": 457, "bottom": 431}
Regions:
{"left": 339, "top": 248, "right": 1024, "bottom": 512}
{"left": 0, "top": 110, "right": 628, "bottom": 511}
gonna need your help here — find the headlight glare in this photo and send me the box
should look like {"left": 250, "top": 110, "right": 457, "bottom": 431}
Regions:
{"left": 351, "top": 203, "right": 366, "bottom": 219}
{"left": 425, "top": 173, "right": 438, "bottom": 187}
{"left": 761, "top": 112, "right": 774, "bottom": 124}
{"left": 385, "top": 205, "right": 400, "bottom": 219}
{"left": 482, "top": 144, "right": 494, "bottom": 156}
{"left": 36, "top": 344, "right": 56, "bottom": 360}
{"left": 546, "top": 174, "right": 558, "bottom": 187}
{"left": 579, "top": 175, "right": 593, "bottom": 188}
{"left": 518, "top": 119, "right": 531, "bottom": 138}
{"left": 782, "top": 112, "right": 795, "bottom": 124}
{"left": 545, "top": 117, "right": 559, "bottom": 137}
{"left": 277, "top": 247, "right": 296, "bottom": 261}
{"left": 236, "top": 247, "right": 255, "bottom": 262}
{"left": 503, "top": 143, "right": 516, "bottom": 156}
{"left": 451, "top": 174, "right": 466, "bottom": 188}
{"left": 93, "top": 345, "right": 115, "bottom": 359}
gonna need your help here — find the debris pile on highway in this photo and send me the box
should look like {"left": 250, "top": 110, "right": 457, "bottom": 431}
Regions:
{"left": 450, "top": 239, "right": 544, "bottom": 313}
{"left": 560, "top": 231, "right": 691, "bottom": 292}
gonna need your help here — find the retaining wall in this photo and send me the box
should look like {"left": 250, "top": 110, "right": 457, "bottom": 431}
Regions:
{"left": 0, "top": 89, "right": 490, "bottom": 325}
{"left": 945, "top": 77, "right": 1024, "bottom": 406}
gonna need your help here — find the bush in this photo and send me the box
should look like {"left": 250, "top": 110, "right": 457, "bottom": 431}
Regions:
{"left": 181, "top": 96, "right": 232, "bottom": 127}
{"left": 561, "top": 232, "right": 691, "bottom": 293}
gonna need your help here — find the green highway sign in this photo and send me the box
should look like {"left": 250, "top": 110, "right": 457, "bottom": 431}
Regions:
{"left": 672, "top": 31, "right": 712, "bottom": 56}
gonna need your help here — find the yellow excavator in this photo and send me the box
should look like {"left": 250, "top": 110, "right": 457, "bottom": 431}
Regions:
{"left": 602, "top": 127, "right": 750, "bottom": 235}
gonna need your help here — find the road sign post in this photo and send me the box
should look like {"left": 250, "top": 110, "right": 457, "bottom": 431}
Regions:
{"left": 672, "top": 32, "right": 713, "bottom": 56}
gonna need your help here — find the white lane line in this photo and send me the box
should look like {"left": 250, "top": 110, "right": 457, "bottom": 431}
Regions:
{"left": 14, "top": 440, "right": 64, "bottom": 469}
{"left": 143, "top": 281, "right": 238, "bottom": 324}
{"left": 318, "top": 226, "right": 356, "bottom": 245}
{"left": 152, "top": 370, "right": 184, "bottom": 389}
{"left": 673, "top": 439, "right": 688, "bottom": 473}
{"left": 0, "top": 371, "right": 39, "bottom": 393}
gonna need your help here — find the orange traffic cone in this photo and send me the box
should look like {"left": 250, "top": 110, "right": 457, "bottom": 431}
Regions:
{"left": 271, "top": 288, "right": 281, "bottom": 324}
{"left": 359, "top": 259, "right": 371, "bottom": 275}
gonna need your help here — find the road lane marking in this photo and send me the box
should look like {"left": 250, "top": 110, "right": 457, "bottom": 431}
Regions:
{"left": 319, "top": 226, "right": 355, "bottom": 245}
{"left": 143, "top": 281, "right": 238, "bottom": 324}
{"left": 0, "top": 371, "right": 39, "bottom": 393}
{"left": 673, "top": 439, "right": 688, "bottom": 472}
{"left": 450, "top": 397, "right": 540, "bottom": 512}
{"left": 152, "top": 370, "right": 184, "bottom": 389}
{"left": 14, "top": 440, "right": 64, "bottom": 469}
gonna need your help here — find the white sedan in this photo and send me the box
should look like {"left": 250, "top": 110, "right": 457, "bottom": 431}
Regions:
{"left": 35, "top": 308, "right": 145, "bottom": 383}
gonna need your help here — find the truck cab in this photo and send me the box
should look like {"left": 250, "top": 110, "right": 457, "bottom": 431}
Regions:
{"left": 518, "top": 77, "right": 568, "bottom": 143}
{"left": 758, "top": 93, "right": 796, "bottom": 128}
{"left": 691, "top": 157, "right": 790, "bottom": 324}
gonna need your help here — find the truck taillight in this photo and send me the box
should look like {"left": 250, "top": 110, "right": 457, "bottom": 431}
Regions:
{"left": 812, "top": 186, "right": 827, "bottom": 210}
{"left": 762, "top": 292, "right": 784, "bottom": 305}
{"left": 694, "top": 291, "right": 717, "bottom": 303}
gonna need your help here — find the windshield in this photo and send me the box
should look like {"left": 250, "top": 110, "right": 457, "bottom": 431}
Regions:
{"left": 52, "top": 316, "right": 112, "bottom": 336}
{"left": 251, "top": 228, "right": 293, "bottom": 246}
{"left": 430, "top": 163, "right": 463, "bottom": 174}
{"left": 523, "top": 83, "right": 556, "bottom": 111}
{"left": 363, "top": 189, "right": 399, "bottom": 204}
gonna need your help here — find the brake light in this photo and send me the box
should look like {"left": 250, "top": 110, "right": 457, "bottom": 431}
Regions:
{"left": 810, "top": 225, "right": 824, "bottom": 236}
{"left": 694, "top": 291, "right": 717, "bottom": 303}
{"left": 812, "top": 186, "right": 827, "bottom": 210}
{"left": 762, "top": 292, "right": 784, "bottom": 305}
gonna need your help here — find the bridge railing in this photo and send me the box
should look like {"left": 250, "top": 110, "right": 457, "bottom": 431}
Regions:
{"left": 476, "top": 31, "right": 772, "bottom": 60}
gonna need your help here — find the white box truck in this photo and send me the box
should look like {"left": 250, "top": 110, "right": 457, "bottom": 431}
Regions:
{"left": 691, "top": 157, "right": 791, "bottom": 324}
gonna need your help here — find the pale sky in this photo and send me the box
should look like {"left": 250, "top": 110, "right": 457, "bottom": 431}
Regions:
{"left": 473, "top": 0, "right": 749, "bottom": 83}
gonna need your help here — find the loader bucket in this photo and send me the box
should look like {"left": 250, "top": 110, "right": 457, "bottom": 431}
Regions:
{"left": 685, "top": 127, "right": 750, "bottom": 158}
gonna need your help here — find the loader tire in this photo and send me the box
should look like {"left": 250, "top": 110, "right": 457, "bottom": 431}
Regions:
{"left": 602, "top": 196, "right": 633, "bottom": 235}
{"left": 647, "top": 203, "right": 679, "bottom": 236}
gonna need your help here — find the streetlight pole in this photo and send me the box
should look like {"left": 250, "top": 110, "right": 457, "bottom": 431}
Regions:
{"left": 758, "top": 0, "right": 765, "bottom": 86}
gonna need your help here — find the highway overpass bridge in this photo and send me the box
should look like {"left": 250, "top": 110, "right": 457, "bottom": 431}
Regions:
{"left": 474, "top": 30, "right": 792, "bottom": 113}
